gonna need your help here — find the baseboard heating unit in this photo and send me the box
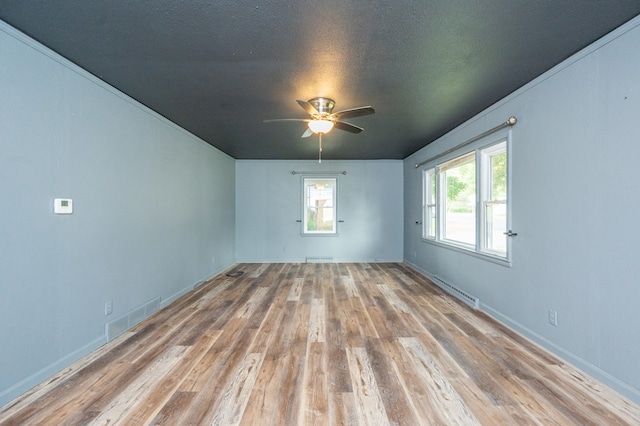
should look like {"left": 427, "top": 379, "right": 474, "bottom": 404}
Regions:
{"left": 432, "top": 275, "right": 480, "bottom": 309}
{"left": 305, "top": 257, "right": 333, "bottom": 263}
{"left": 105, "top": 296, "right": 161, "bottom": 341}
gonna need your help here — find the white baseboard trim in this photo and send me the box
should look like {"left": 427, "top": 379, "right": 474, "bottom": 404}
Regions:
{"left": 234, "top": 258, "right": 404, "bottom": 263}
{"left": 402, "top": 258, "right": 640, "bottom": 405}
{"left": 161, "top": 262, "right": 238, "bottom": 308}
{"left": 161, "top": 285, "right": 194, "bottom": 309}
{"left": 481, "top": 303, "right": 640, "bottom": 405}
{"left": 0, "top": 336, "right": 106, "bottom": 408}
{"left": 1, "top": 263, "right": 238, "bottom": 409}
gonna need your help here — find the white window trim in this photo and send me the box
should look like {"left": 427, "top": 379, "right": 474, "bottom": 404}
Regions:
{"left": 420, "top": 133, "right": 512, "bottom": 267}
{"left": 422, "top": 168, "right": 436, "bottom": 239}
{"left": 479, "top": 141, "right": 508, "bottom": 257}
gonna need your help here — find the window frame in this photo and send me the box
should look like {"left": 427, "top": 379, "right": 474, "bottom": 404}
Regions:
{"left": 421, "top": 134, "right": 511, "bottom": 266}
{"left": 422, "top": 168, "right": 437, "bottom": 239}
{"left": 301, "top": 176, "right": 339, "bottom": 236}
{"left": 480, "top": 141, "right": 508, "bottom": 256}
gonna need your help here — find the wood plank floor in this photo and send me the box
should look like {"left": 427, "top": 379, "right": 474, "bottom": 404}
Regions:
{"left": 2, "top": 263, "right": 640, "bottom": 425}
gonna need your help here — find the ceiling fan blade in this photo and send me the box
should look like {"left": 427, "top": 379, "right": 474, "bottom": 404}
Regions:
{"left": 263, "top": 118, "right": 310, "bottom": 123}
{"left": 296, "top": 100, "right": 320, "bottom": 116}
{"left": 301, "top": 128, "right": 314, "bottom": 138}
{"left": 331, "top": 106, "right": 375, "bottom": 120}
{"left": 333, "top": 121, "right": 364, "bottom": 134}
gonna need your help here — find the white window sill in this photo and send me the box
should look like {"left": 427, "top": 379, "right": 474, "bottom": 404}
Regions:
{"left": 420, "top": 237, "right": 512, "bottom": 267}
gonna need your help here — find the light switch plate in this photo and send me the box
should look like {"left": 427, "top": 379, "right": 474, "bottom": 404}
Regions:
{"left": 54, "top": 198, "right": 73, "bottom": 214}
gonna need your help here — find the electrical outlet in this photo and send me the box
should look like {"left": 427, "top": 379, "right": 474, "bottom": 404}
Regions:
{"left": 548, "top": 309, "right": 558, "bottom": 326}
{"left": 105, "top": 301, "right": 113, "bottom": 316}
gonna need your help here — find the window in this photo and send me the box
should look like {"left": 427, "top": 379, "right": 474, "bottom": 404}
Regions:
{"left": 481, "top": 143, "right": 507, "bottom": 255}
{"left": 303, "top": 177, "right": 337, "bottom": 234}
{"left": 422, "top": 139, "right": 509, "bottom": 261}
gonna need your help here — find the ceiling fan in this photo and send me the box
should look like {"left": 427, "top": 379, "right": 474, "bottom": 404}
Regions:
{"left": 264, "top": 97, "right": 375, "bottom": 162}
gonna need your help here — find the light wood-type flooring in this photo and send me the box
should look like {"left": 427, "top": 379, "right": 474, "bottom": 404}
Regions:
{"left": 2, "top": 263, "right": 640, "bottom": 425}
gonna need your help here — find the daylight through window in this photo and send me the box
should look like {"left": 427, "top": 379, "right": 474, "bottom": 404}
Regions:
{"left": 303, "top": 177, "right": 337, "bottom": 234}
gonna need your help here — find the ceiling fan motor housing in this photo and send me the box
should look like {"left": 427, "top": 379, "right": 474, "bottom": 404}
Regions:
{"left": 308, "top": 97, "right": 335, "bottom": 116}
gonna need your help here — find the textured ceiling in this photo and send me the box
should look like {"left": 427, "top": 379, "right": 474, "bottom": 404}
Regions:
{"left": 1, "top": 1, "right": 639, "bottom": 160}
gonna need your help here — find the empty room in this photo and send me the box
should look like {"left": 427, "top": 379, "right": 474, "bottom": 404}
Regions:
{"left": 2, "top": 2, "right": 640, "bottom": 424}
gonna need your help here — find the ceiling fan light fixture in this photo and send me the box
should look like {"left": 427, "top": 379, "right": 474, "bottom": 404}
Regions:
{"left": 308, "top": 119, "right": 334, "bottom": 134}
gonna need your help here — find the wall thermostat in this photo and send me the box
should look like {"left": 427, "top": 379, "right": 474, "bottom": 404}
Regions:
{"left": 54, "top": 198, "right": 73, "bottom": 214}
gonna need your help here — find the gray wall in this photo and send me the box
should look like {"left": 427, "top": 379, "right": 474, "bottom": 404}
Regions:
{"left": 0, "top": 23, "right": 236, "bottom": 406}
{"left": 404, "top": 17, "right": 640, "bottom": 403}
{"left": 236, "top": 160, "right": 403, "bottom": 262}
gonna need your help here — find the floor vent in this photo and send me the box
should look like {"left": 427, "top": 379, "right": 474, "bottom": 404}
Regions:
{"left": 305, "top": 256, "right": 334, "bottom": 263}
{"left": 105, "top": 296, "right": 161, "bottom": 341}
{"left": 432, "top": 275, "right": 480, "bottom": 309}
